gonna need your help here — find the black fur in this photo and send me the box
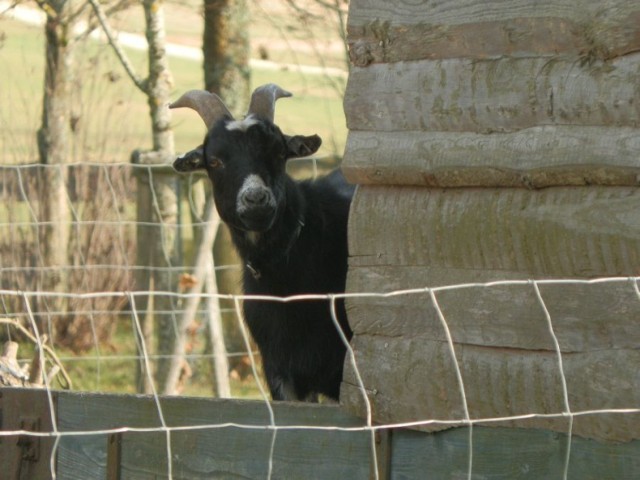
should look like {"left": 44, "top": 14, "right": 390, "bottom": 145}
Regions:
{"left": 174, "top": 116, "right": 354, "bottom": 401}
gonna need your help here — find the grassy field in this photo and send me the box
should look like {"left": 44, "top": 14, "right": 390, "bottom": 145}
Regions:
{"left": 12, "top": 313, "right": 263, "bottom": 398}
{"left": 61, "top": 317, "right": 263, "bottom": 398}
{"left": 1, "top": 2, "right": 348, "bottom": 165}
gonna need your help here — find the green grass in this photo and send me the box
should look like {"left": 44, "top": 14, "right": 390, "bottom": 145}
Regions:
{"left": 45, "top": 317, "right": 262, "bottom": 398}
{"left": 1, "top": 16, "right": 347, "bottom": 165}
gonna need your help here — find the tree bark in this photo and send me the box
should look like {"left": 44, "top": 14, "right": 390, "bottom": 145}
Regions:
{"left": 203, "top": 0, "right": 250, "bottom": 116}
{"left": 143, "top": 0, "right": 174, "bottom": 154}
{"left": 137, "top": 0, "right": 180, "bottom": 394}
{"left": 36, "top": 0, "right": 80, "bottom": 331}
{"left": 202, "top": 0, "right": 251, "bottom": 384}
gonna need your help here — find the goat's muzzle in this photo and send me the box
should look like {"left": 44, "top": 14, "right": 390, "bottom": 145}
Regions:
{"left": 237, "top": 187, "right": 277, "bottom": 232}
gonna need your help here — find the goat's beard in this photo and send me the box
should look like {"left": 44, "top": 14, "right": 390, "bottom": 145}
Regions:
{"left": 237, "top": 208, "right": 277, "bottom": 233}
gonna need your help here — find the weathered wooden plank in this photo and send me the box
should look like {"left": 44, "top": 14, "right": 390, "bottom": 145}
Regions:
{"left": 348, "top": 186, "right": 640, "bottom": 276}
{"left": 54, "top": 391, "right": 372, "bottom": 480}
{"left": 346, "top": 267, "right": 640, "bottom": 353}
{"left": 342, "top": 186, "right": 640, "bottom": 442}
{"left": 343, "top": 56, "right": 640, "bottom": 187}
{"left": 55, "top": 392, "right": 165, "bottom": 480}
{"left": 0, "top": 388, "right": 57, "bottom": 480}
{"left": 3, "top": 388, "right": 637, "bottom": 479}
{"left": 347, "top": 0, "right": 640, "bottom": 64}
{"left": 342, "top": 332, "right": 640, "bottom": 442}
{"left": 344, "top": 57, "right": 640, "bottom": 133}
{"left": 390, "top": 427, "right": 640, "bottom": 479}
{"left": 348, "top": 0, "right": 639, "bottom": 27}
{"left": 342, "top": 128, "right": 640, "bottom": 188}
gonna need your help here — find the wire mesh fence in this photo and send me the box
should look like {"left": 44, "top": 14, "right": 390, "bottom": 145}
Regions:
{"left": 0, "top": 160, "right": 329, "bottom": 397}
{"left": 1, "top": 163, "right": 639, "bottom": 479}
{"left": 1, "top": 279, "right": 639, "bottom": 479}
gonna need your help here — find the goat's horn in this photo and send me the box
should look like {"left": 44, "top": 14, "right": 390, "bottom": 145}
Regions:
{"left": 169, "top": 90, "right": 233, "bottom": 130}
{"left": 247, "top": 84, "right": 292, "bottom": 122}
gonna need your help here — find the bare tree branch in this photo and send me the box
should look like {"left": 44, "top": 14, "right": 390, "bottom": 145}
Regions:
{"left": 268, "top": 0, "right": 349, "bottom": 95}
{"left": 86, "top": 0, "right": 148, "bottom": 93}
{"left": 33, "top": 0, "right": 59, "bottom": 19}
{"left": 332, "top": 0, "right": 349, "bottom": 62}
{"left": 0, "top": 317, "right": 73, "bottom": 389}
{"left": 75, "top": 0, "right": 134, "bottom": 42}
{"left": 284, "top": 0, "right": 322, "bottom": 20}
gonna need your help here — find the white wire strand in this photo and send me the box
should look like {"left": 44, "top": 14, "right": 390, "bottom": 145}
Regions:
{"left": 233, "top": 297, "right": 277, "bottom": 480}
{"left": 3, "top": 275, "right": 638, "bottom": 301}
{"left": 532, "top": 280, "right": 574, "bottom": 480}
{"left": 22, "top": 292, "right": 61, "bottom": 479}
{"left": 128, "top": 292, "right": 174, "bottom": 480}
{"left": 329, "top": 295, "right": 379, "bottom": 480}
{"left": 1, "top": 406, "right": 637, "bottom": 439}
{"left": 428, "top": 288, "right": 473, "bottom": 480}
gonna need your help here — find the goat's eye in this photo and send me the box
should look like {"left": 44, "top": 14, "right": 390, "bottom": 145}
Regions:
{"left": 209, "top": 157, "right": 224, "bottom": 169}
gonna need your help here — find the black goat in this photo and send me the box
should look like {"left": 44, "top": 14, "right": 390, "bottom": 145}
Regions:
{"left": 170, "top": 84, "right": 354, "bottom": 401}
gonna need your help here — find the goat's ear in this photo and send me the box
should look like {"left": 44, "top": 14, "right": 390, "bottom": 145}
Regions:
{"left": 173, "top": 145, "right": 205, "bottom": 172}
{"left": 285, "top": 134, "right": 322, "bottom": 159}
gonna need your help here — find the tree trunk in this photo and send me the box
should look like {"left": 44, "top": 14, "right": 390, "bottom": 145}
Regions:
{"left": 202, "top": 0, "right": 251, "bottom": 384}
{"left": 135, "top": 0, "right": 180, "bottom": 395}
{"left": 38, "top": 3, "right": 76, "bottom": 166}
{"left": 203, "top": 0, "right": 250, "bottom": 116}
{"left": 36, "top": 1, "right": 78, "bottom": 329}
{"left": 144, "top": 0, "right": 174, "bottom": 154}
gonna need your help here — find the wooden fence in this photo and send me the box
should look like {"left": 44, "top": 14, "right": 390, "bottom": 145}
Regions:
{"left": 340, "top": 0, "right": 640, "bottom": 452}
{"left": 1, "top": 387, "right": 638, "bottom": 479}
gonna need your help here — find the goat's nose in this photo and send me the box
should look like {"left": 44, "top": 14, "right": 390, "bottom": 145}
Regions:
{"left": 241, "top": 187, "right": 271, "bottom": 207}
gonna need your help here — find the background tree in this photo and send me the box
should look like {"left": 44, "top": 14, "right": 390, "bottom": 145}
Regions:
{"left": 203, "top": 0, "right": 250, "bottom": 115}
{"left": 36, "top": 0, "right": 84, "bottom": 328}
{"left": 139, "top": 0, "right": 180, "bottom": 395}
{"left": 88, "top": 0, "right": 179, "bottom": 394}
{"left": 18, "top": 0, "right": 133, "bottom": 344}
{"left": 139, "top": 0, "right": 252, "bottom": 396}
{"left": 202, "top": 0, "right": 250, "bottom": 395}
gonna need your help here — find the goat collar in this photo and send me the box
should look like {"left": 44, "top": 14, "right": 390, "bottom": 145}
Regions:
{"left": 245, "top": 216, "right": 305, "bottom": 281}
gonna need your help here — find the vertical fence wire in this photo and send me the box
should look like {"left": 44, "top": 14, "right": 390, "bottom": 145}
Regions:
{"left": 532, "top": 280, "right": 574, "bottom": 480}
{"left": 233, "top": 296, "right": 277, "bottom": 480}
{"left": 329, "top": 295, "right": 379, "bottom": 480}
{"left": 428, "top": 288, "right": 474, "bottom": 480}
{"left": 128, "top": 291, "right": 174, "bottom": 480}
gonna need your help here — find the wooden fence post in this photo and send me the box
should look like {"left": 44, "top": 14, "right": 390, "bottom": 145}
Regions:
{"left": 0, "top": 389, "right": 57, "bottom": 480}
{"left": 132, "top": 152, "right": 181, "bottom": 394}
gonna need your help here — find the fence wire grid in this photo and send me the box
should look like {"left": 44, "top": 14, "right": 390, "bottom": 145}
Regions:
{"left": 1, "top": 163, "right": 639, "bottom": 479}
